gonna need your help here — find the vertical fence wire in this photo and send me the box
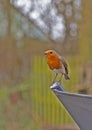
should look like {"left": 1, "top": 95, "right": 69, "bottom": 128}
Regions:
{"left": 31, "top": 55, "right": 76, "bottom": 127}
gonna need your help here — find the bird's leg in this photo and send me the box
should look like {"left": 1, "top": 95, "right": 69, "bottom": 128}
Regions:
{"left": 58, "top": 74, "right": 63, "bottom": 83}
{"left": 52, "top": 73, "right": 58, "bottom": 84}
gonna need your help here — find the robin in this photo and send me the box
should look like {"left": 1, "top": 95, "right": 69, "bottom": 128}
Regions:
{"left": 45, "top": 50, "right": 70, "bottom": 83}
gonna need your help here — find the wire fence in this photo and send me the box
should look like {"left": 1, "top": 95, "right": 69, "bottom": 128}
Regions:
{"left": 30, "top": 53, "right": 92, "bottom": 129}
{"left": 30, "top": 56, "right": 78, "bottom": 127}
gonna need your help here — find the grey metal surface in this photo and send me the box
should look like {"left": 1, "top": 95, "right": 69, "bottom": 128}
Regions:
{"left": 50, "top": 82, "right": 92, "bottom": 130}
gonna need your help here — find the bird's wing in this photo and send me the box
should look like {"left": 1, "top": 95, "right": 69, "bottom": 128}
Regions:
{"left": 60, "top": 57, "right": 69, "bottom": 74}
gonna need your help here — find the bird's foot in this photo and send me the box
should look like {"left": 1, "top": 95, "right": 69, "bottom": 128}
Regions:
{"left": 57, "top": 79, "right": 62, "bottom": 84}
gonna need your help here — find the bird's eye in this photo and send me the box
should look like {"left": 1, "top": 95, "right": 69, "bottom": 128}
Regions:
{"left": 50, "top": 51, "right": 53, "bottom": 54}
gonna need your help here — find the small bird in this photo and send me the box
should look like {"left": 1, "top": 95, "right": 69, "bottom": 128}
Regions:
{"left": 45, "top": 50, "right": 70, "bottom": 83}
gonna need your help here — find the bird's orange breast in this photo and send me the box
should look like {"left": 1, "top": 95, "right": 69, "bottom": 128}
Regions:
{"left": 47, "top": 56, "right": 62, "bottom": 70}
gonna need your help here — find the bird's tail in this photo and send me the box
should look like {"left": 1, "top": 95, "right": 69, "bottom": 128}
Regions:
{"left": 64, "top": 74, "right": 70, "bottom": 80}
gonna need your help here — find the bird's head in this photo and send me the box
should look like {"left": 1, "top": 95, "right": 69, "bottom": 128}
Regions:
{"left": 44, "top": 50, "right": 59, "bottom": 59}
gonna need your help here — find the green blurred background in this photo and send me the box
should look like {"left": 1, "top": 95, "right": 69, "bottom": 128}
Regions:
{"left": 0, "top": 0, "right": 92, "bottom": 130}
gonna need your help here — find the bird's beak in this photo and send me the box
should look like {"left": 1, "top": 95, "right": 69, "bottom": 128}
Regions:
{"left": 44, "top": 51, "right": 47, "bottom": 55}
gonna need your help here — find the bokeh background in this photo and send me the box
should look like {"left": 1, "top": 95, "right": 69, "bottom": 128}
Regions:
{"left": 0, "top": 0, "right": 92, "bottom": 130}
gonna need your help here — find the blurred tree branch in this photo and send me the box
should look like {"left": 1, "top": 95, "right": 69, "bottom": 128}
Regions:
{"left": 10, "top": 0, "right": 57, "bottom": 43}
